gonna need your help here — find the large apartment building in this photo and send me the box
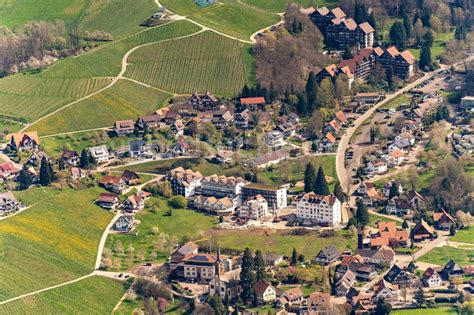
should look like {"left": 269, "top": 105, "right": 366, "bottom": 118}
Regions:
{"left": 296, "top": 192, "right": 342, "bottom": 226}
{"left": 239, "top": 194, "right": 269, "bottom": 220}
{"left": 168, "top": 167, "right": 203, "bottom": 198}
{"left": 311, "top": 7, "right": 374, "bottom": 49}
{"left": 241, "top": 183, "right": 287, "bottom": 211}
{"left": 198, "top": 174, "right": 248, "bottom": 198}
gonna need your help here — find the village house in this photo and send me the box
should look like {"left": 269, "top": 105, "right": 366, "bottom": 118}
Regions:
{"left": 98, "top": 175, "right": 127, "bottom": 194}
{"left": 113, "top": 215, "right": 135, "bottom": 233}
{"left": 296, "top": 192, "right": 342, "bottom": 227}
{"left": 209, "top": 268, "right": 241, "bottom": 301}
{"left": 129, "top": 140, "right": 152, "bottom": 159}
{"left": 0, "top": 192, "right": 22, "bottom": 216}
{"left": 240, "top": 97, "right": 266, "bottom": 110}
{"left": 192, "top": 195, "right": 235, "bottom": 215}
{"left": 388, "top": 149, "right": 406, "bottom": 166}
{"left": 89, "top": 145, "right": 109, "bottom": 163}
{"left": 366, "top": 159, "right": 388, "bottom": 175}
{"left": 7, "top": 131, "right": 40, "bottom": 151}
{"left": 278, "top": 287, "right": 304, "bottom": 309}
{"left": 321, "top": 132, "right": 337, "bottom": 151}
{"left": 389, "top": 139, "right": 412, "bottom": 153}
{"left": 70, "top": 167, "right": 87, "bottom": 180}
{"left": 248, "top": 150, "right": 289, "bottom": 169}
{"left": 373, "top": 279, "right": 399, "bottom": 302}
{"left": 384, "top": 264, "right": 415, "bottom": 288}
{"left": 432, "top": 209, "right": 455, "bottom": 230}
{"left": 265, "top": 130, "right": 286, "bottom": 148}
{"left": 121, "top": 170, "right": 141, "bottom": 186}
{"left": 97, "top": 193, "right": 120, "bottom": 209}
{"left": 168, "top": 167, "right": 203, "bottom": 198}
{"left": 61, "top": 149, "right": 80, "bottom": 166}
{"left": 27, "top": 151, "right": 49, "bottom": 167}
{"left": 370, "top": 222, "right": 409, "bottom": 248}
{"left": 137, "top": 113, "right": 161, "bottom": 130}
{"left": 242, "top": 183, "right": 287, "bottom": 210}
{"left": 356, "top": 265, "right": 377, "bottom": 281}
{"left": 386, "top": 197, "right": 412, "bottom": 216}
{"left": 405, "top": 190, "right": 425, "bottom": 210}
{"left": 164, "top": 111, "right": 181, "bottom": 125}
{"left": 234, "top": 109, "right": 251, "bottom": 129}
{"left": 114, "top": 120, "right": 135, "bottom": 136}
{"left": 304, "top": 291, "right": 331, "bottom": 313}
{"left": 263, "top": 253, "right": 284, "bottom": 267}
{"left": 442, "top": 260, "right": 464, "bottom": 280}
{"left": 356, "top": 245, "right": 395, "bottom": 266}
{"left": 354, "top": 92, "right": 382, "bottom": 104}
{"left": 188, "top": 92, "right": 218, "bottom": 110}
{"left": 254, "top": 282, "right": 277, "bottom": 305}
{"left": 212, "top": 108, "right": 234, "bottom": 129}
{"left": 122, "top": 193, "right": 150, "bottom": 212}
{"left": 171, "top": 119, "right": 185, "bottom": 136}
{"left": 169, "top": 241, "right": 199, "bottom": 270}
{"left": 167, "top": 138, "right": 189, "bottom": 157}
{"left": 214, "top": 150, "right": 234, "bottom": 164}
{"left": 239, "top": 194, "right": 269, "bottom": 220}
{"left": 335, "top": 269, "right": 356, "bottom": 297}
{"left": 315, "top": 245, "right": 341, "bottom": 265}
{"left": 323, "top": 120, "right": 341, "bottom": 135}
{"left": 411, "top": 219, "right": 435, "bottom": 242}
{"left": 423, "top": 267, "right": 442, "bottom": 288}
{"left": 0, "top": 162, "right": 20, "bottom": 181}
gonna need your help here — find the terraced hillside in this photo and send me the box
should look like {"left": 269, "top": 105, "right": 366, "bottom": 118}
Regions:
{"left": 0, "top": 188, "right": 112, "bottom": 302}
{"left": 125, "top": 31, "right": 253, "bottom": 96}
{"left": 28, "top": 80, "right": 171, "bottom": 136}
{"left": 0, "top": 276, "right": 126, "bottom": 314}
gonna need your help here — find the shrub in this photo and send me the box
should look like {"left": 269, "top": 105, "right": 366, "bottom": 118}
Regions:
{"left": 168, "top": 196, "right": 187, "bottom": 209}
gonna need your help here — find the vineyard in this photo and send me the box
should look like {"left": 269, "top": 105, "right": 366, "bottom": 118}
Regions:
{"left": 124, "top": 31, "right": 253, "bottom": 96}
{"left": 0, "top": 188, "right": 111, "bottom": 302}
{"left": 28, "top": 80, "right": 171, "bottom": 135}
{"left": 0, "top": 276, "right": 126, "bottom": 314}
{"left": 76, "top": 0, "right": 157, "bottom": 38}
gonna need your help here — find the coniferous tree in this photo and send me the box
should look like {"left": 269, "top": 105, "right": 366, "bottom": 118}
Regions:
{"left": 18, "top": 165, "right": 33, "bottom": 190}
{"left": 389, "top": 21, "right": 408, "bottom": 50}
{"left": 39, "top": 157, "right": 51, "bottom": 186}
{"left": 304, "top": 163, "right": 316, "bottom": 193}
{"left": 414, "top": 287, "right": 426, "bottom": 306}
{"left": 88, "top": 152, "right": 97, "bottom": 167}
{"left": 403, "top": 14, "right": 413, "bottom": 39}
{"left": 48, "top": 160, "right": 55, "bottom": 182}
{"left": 375, "top": 297, "right": 392, "bottom": 315}
{"left": 419, "top": 44, "right": 432, "bottom": 70}
{"left": 297, "top": 94, "right": 308, "bottom": 116}
{"left": 58, "top": 158, "right": 65, "bottom": 170}
{"left": 291, "top": 248, "right": 298, "bottom": 266}
{"left": 241, "top": 84, "right": 250, "bottom": 98}
{"left": 305, "top": 71, "right": 317, "bottom": 112}
{"left": 355, "top": 199, "right": 369, "bottom": 227}
{"left": 240, "top": 248, "right": 256, "bottom": 304}
{"left": 389, "top": 183, "right": 400, "bottom": 199}
{"left": 342, "top": 46, "right": 353, "bottom": 60}
{"left": 422, "top": 30, "right": 434, "bottom": 47}
{"left": 386, "top": 66, "right": 395, "bottom": 91}
{"left": 254, "top": 250, "right": 267, "bottom": 282}
{"left": 80, "top": 149, "right": 90, "bottom": 169}
{"left": 402, "top": 220, "right": 409, "bottom": 229}
{"left": 449, "top": 224, "right": 456, "bottom": 236}
{"left": 314, "top": 166, "right": 330, "bottom": 195}
{"left": 370, "top": 126, "right": 376, "bottom": 143}
{"left": 333, "top": 181, "right": 345, "bottom": 202}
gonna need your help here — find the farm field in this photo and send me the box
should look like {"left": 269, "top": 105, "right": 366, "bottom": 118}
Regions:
{"left": 28, "top": 80, "right": 171, "bottom": 136}
{"left": 0, "top": 0, "right": 89, "bottom": 29}
{"left": 0, "top": 276, "right": 127, "bottom": 314}
{"left": 40, "top": 129, "right": 113, "bottom": 157}
{"left": 392, "top": 307, "right": 457, "bottom": 315}
{"left": 0, "top": 188, "right": 112, "bottom": 301}
{"left": 450, "top": 227, "right": 474, "bottom": 244}
{"left": 418, "top": 246, "right": 474, "bottom": 267}
{"left": 241, "top": 0, "right": 337, "bottom": 13}
{"left": 0, "top": 119, "right": 23, "bottom": 137}
{"left": 105, "top": 198, "right": 217, "bottom": 270}
{"left": 13, "top": 186, "right": 61, "bottom": 206}
{"left": 125, "top": 31, "right": 253, "bottom": 96}
{"left": 76, "top": 0, "right": 156, "bottom": 38}
{"left": 206, "top": 229, "right": 356, "bottom": 258}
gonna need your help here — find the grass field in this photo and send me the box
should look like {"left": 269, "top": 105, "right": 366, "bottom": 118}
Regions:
{"left": 161, "top": 0, "right": 280, "bottom": 40}
{"left": 451, "top": 227, "right": 474, "bottom": 244}
{"left": 105, "top": 198, "right": 216, "bottom": 270}
{"left": 392, "top": 307, "right": 457, "bottom": 315}
{"left": 409, "top": 32, "right": 454, "bottom": 60}
{"left": 368, "top": 213, "right": 402, "bottom": 227}
{"left": 208, "top": 229, "right": 356, "bottom": 258}
{"left": 0, "top": 276, "right": 126, "bottom": 314}
{"left": 0, "top": 188, "right": 112, "bottom": 301}
{"left": 418, "top": 246, "right": 474, "bottom": 267}
{"left": 13, "top": 186, "right": 61, "bottom": 206}
{"left": 125, "top": 31, "right": 253, "bottom": 96}
{"left": 382, "top": 94, "right": 410, "bottom": 109}
{"left": 40, "top": 130, "right": 113, "bottom": 157}
{"left": 241, "top": 0, "right": 337, "bottom": 13}
{"left": 28, "top": 80, "right": 171, "bottom": 136}
{"left": 0, "top": 0, "right": 89, "bottom": 29}
{"left": 76, "top": 0, "right": 157, "bottom": 38}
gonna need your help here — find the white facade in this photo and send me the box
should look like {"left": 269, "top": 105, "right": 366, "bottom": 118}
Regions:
{"left": 239, "top": 195, "right": 268, "bottom": 220}
{"left": 424, "top": 272, "right": 442, "bottom": 288}
{"left": 296, "top": 193, "right": 341, "bottom": 226}
{"left": 366, "top": 161, "right": 388, "bottom": 175}
{"left": 265, "top": 131, "right": 286, "bottom": 148}
{"left": 89, "top": 145, "right": 109, "bottom": 163}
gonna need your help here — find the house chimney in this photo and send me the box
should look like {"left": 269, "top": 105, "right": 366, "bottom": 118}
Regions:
{"left": 358, "top": 228, "right": 364, "bottom": 249}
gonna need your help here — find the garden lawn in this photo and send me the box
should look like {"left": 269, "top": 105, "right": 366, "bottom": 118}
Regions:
{"left": 105, "top": 198, "right": 216, "bottom": 270}
{"left": 77, "top": 0, "right": 157, "bottom": 38}
{"left": 207, "top": 229, "right": 356, "bottom": 258}
{"left": 392, "top": 307, "right": 457, "bottom": 315}
{"left": 418, "top": 246, "right": 474, "bottom": 267}
{"left": 368, "top": 213, "right": 402, "bottom": 228}
{"left": 382, "top": 94, "right": 410, "bottom": 109}
{"left": 409, "top": 32, "right": 454, "bottom": 60}
{"left": 124, "top": 31, "right": 254, "bottom": 96}
{"left": 0, "top": 276, "right": 126, "bottom": 314}
{"left": 0, "top": 188, "right": 112, "bottom": 301}
{"left": 450, "top": 227, "right": 474, "bottom": 244}
{"left": 28, "top": 80, "right": 171, "bottom": 136}
{"left": 259, "top": 155, "right": 337, "bottom": 188}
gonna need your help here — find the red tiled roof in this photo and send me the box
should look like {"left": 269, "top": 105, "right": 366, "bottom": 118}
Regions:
{"left": 240, "top": 97, "right": 265, "bottom": 105}
{"left": 358, "top": 22, "right": 375, "bottom": 34}
{"left": 331, "top": 7, "right": 346, "bottom": 19}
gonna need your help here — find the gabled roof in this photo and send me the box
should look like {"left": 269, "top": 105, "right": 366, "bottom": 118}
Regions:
{"left": 317, "top": 245, "right": 341, "bottom": 259}
{"left": 301, "top": 192, "right": 338, "bottom": 207}
{"left": 316, "top": 6, "right": 330, "bottom": 16}
{"left": 182, "top": 253, "right": 216, "bottom": 264}
{"left": 374, "top": 46, "right": 384, "bottom": 57}
{"left": 385, "top": 46, "right": 400, "bottom": 58}
{"left": 240, "top": 97, "right": 265, "bottom": 105}
{"left": 98, "top": 192, "right": 119, "bottom": 203}
{"left": 325, "top": 132, "right": 336, "bottom": 143}
{"left": 331, "top": 7, "right": 346, "bottom": 19}
{"left": 254, "top": 281, "right": 273, "bottom": 294}
{"left": 358, "top": 22, "right": 375, "bottom": 34}
{"left": 432, "top": 209, "right": 455, "bottom": 224}
{"left": 343, "top": 18, "right": 357, "bottom": 31}
{"left": 412, "top": 219, "right": 434, "bottom": 235}
{"left": 423, "top": 267, "right": 440, "bottom": 279}
{"left": 335, "top": 111, "right": 347, "bottom": 123}
{"left": 399, "top": 50, "right": 416, "bottom": 65}
{"left": 7, "top": 132, "right": 40, "bottom": 147}
{"left": 115, "top": 120, "right": 134, "bottom": 130}
{"left": 175, "top": 241, "right": 199, "bottom": 256}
